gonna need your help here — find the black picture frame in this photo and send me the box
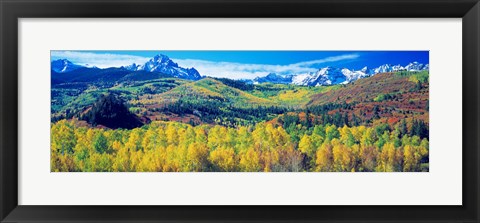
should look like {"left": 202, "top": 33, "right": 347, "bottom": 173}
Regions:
{"left": 1, "top": 0, "right": 479, "bottom": 222}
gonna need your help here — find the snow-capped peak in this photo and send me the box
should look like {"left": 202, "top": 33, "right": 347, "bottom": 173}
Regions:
{"left": 51, "top": 59, "right": 83, "bottom": 73}
{"left": 282, "top": 61, "right": 429, "bottom": 87}
{"left": 153, "top": 54, "right": 178, "bottom": 67}
{"left": 123, "top": 63, "right": 142, "bottom": 71}
{"left": 142, "top": 54, "right": 179, "bottom": 72}
{"left": 254, "top": 73, "right": 293, "bottom": 84}
{"left": 292, "top": 73, "right": 311, "bottom": 85}
{"left": 371, "top": 64, "right": 391, "bottom": 74}
{"left": 136, "top": 54, "right": 201, "bottom": 80}
{"left": 404, "top": 61, "right": 427, "bottom": 71}
{"left": 298, "top": 67, "right": 347, "bottom": 86}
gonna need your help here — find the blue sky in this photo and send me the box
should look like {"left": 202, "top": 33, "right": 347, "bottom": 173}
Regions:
{"left": 51, "top": 51, "right": 429, "bottom": 79}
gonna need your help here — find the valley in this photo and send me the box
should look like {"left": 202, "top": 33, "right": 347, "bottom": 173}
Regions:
{"left": 50, "top": 53, "right": 430, "bottom": 172}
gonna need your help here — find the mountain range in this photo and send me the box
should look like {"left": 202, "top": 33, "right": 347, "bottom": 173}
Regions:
{"left": 52, "top": 54, "right": 428, "bottom": 86}
{"left": 122, "top": 54, "right": 201, "bottom": 80}
{"left": 51, "top": 59, "right": 84, "bottom": 73}
{"left": 255, "top": 62, "right": 429, "bottom": 86}
{"left": 51, "top": 54, "right": 202, "bottom": 84}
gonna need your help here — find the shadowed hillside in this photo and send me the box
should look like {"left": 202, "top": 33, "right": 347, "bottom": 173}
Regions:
{"left": 81, "top": 93, "right": 145, "bottom": 129}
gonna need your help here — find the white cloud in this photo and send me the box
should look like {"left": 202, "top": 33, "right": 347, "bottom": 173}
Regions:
{"left": 172, "top": 59, "right": 313, "bottom": 79}
{"left": 173, "top": 53, "right": 359, "bottom": 79}
{"left": 51, "top": 51, "right": 359, "bottom": 79}
{"left": 292, "top": 54, "right": 359, "bottom": 67}
{"left": 50, "top": 51, "right": 150, "bottom": 68}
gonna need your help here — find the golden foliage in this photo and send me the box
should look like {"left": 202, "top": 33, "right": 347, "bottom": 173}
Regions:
{"left": 51, "top": 120, "right": 429, "bottom": 172}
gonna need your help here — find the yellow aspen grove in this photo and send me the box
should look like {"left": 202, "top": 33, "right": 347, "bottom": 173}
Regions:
{"left": 125, "top": 129, "right": 143, "bottom": 152}
{"left": 176, "top": 128, "right": 188, "bottom": 148}
{"left": 87, "top": 153, "right": 101, "bottom": 172}
{"left": 262, "top": 150, "right": 280, "bottom": 172}
{"left": 51, "top": 120, "right": 77, "bottom": 155}
{"left": 186, "top": 142, "right": 209, "bottom": 171}
{"left": 311, "top": 131, "right": 324, "bottom": 149}
{"left": 157, "top": 127, "right": 168, "bottom": 148}
{"left": 51, "top": 152, "right": 61, "bottom": 172}
{"left": 128, "top": 150, "right": 143, "bottom": 171}
{"left": 239, "top": 148, "right": 262, "bottom": 172}
{"left": 194, "top": 127, "right": 208, "bottom": 144}
{"left": 351, "top": 126, "right": 366, "bottom": 142}
{"left": 112, "top": 146, "right": 131, "bottom": 172}
{"left": 85, "top": 129, "right": 96, "bottom": 151}
{"left": 264, "top": 124, "right": 277, "bottom": 149}
{"left": 153, "top": 146, "right": 167, "bottom": 171}
{"left": 209, "top": 146, "right": 236, "bottom": 171}
{"left": 57, "top": 154, "right": 76, "bottom": 172}
{"left": 299, "top": 135, "right": 315, "bottom": 158}
{"left": 360, "top": 145, "right": 377, "bottom": 171}
{"left": 332, "top": 140, "right": 353, "bottom": 172}
{"left": 176, "top": 144, "right": 189, "bottom": 171}
{"left": 350, "top": 144, "right": 361, "bottom": 171}
{"left": 403, "top": 145, "right": 418, "bottom": 171}
{"left": 225, "top": 128, "right": 238, "bottom": 149}
{"left": 112, "top": 141, "right": 122, "bottom": 152}
{"left": 325, "top": 125, "right": 340, "bottom": 141}
{"left": 339, "top": 126, "right": 351, "bottom": 144}
{"left": 141, "top": 128, "right": 158, "bottom": 152}
{"left": 50, "top": 119, "right": 428, "bottom": 172}
{"left": 252, "top": 123, "right": 269, "bottom": 151}
{"left": 165, "top": 124, "right": 179, "bottom": 146}
{"left": 164, "top": 144, "right": 179, "bottom": 172}
{"left": 315, "top": 141, "right": 333, "bottom": 171}
{"left": 395, "top": 147, "right": 404, "bottom": 171}
{"left": 184, "top": 126, "right": 196, "bottom": 146}
{"left": 376, "top": 143, "right": 401, "bottom": 172}
{"left": 419, "top": 139, "right": 429, "bottom": 164}
{"left": 97, "top": 153, "right": 113, "bottom": 172}
{"left": 284, "top": 146, "right": 303, "bottom": 172}
{"left": 49, "top": 50, "right": 430, "bottom": 174}
{"left": 361, "top": 128, "right": 376, "bottom": 147}
{"left": 236, "top": 126, "right": 253, "bottom": 153}
{"left": 72, "top": 128, "right": 90, "bottom": 171}
{"left": 138, "top": 150, "right": 159, "bottom": 172}
{"left": 207, "top": 125, "right": 227, "bottom": 149}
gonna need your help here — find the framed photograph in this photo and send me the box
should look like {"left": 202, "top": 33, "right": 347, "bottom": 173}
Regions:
{"left": 1, "top": 0, "right": 479, "bottom": 222}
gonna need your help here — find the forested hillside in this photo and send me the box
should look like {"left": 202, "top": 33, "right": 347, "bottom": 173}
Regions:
{"left": 51, "top": 68, "right": 429, "bottom": 172}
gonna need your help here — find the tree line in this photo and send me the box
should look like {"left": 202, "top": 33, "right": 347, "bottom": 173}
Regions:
{"left": 159, "top": 99, "right": 287, "bottom": 127}
{"left": 51, "top": 119, "right": 429, "bottom": 172}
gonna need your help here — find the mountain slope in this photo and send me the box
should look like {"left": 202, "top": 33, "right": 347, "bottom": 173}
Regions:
{"left": 256, "top": 62, "right": 429, "bottom": 86}
{"left": 130, "top": 78, "right": 286, "bottom": 126}
{"left": 128, "top": 54, "right": 201, "bottom": 80}
{"left": 51, "top": 54, "right": 202, "bottom": 85}
{"left": 254, "top": 73, "right": 293, "bottom": 84}
{"left": 306, "top": 70, "right": 429, "bottom": 125}
{"left": 51, "top": 59, "right": 83, "bottom": 73}
{"left": 139, "top": 78, "right": 276, "bottom": 108}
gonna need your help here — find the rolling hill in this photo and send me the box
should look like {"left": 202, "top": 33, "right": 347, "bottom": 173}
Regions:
{"left": 306, "top": 71, "right": 429, "bottom": 125}
{"left": 129, "top": 78, "right": 286, "bottom": 126}
{"left": 52, "top": 66, "right": 429, "bottom": 130}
